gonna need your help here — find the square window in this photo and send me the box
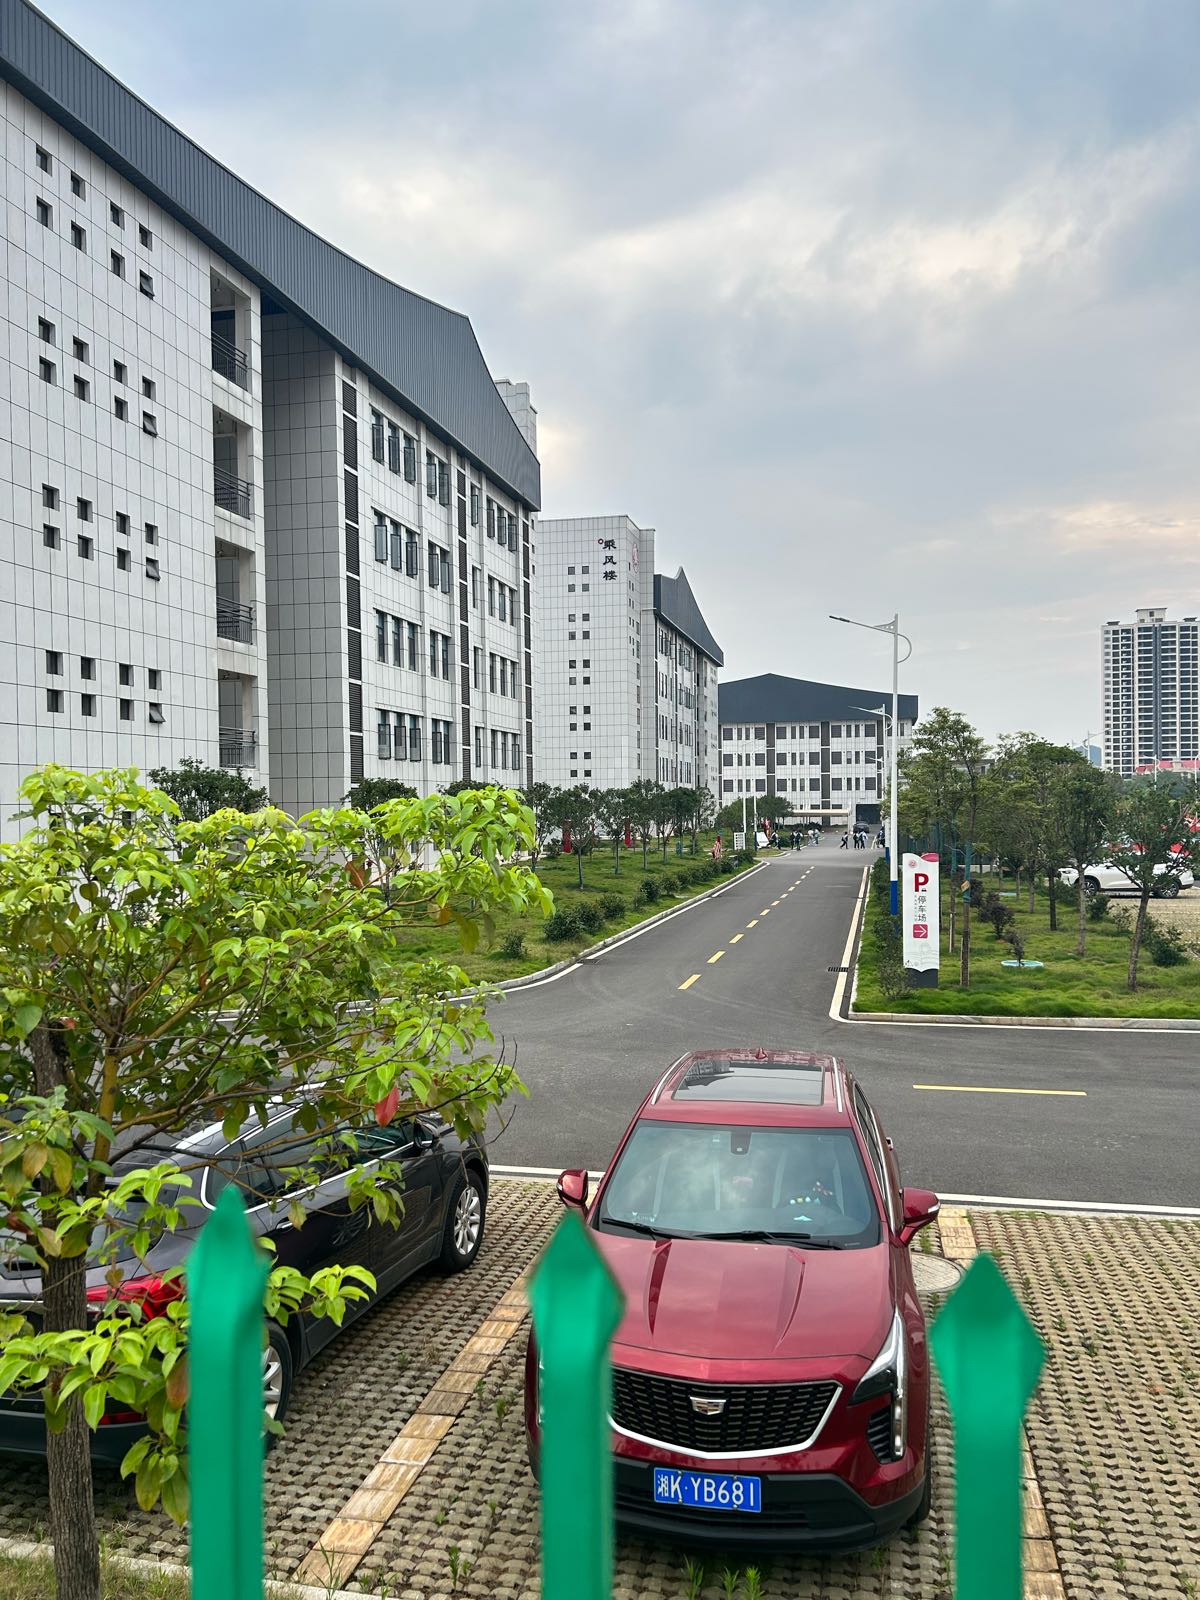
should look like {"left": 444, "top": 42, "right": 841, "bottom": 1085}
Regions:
{"left": 119, "top": 699, "right": 133, "bottom": 721}
{"left": 42, "top": 525, "right": 60, "bottom": 549}
{"left": 148, "top": 702, "right": 165, "bottom": 724}
{"left": 36, "top": 198, "right": 51, "bottom": 227}
{"left": 138, "top": 272, "right": 154, "bottom": 298}
{"left": 146, "top": 557, "right": 160, "bottom": 581}
{"left": 148, "top": 669, "right": 161, "bottom": 690}
{"left": 45, "top": 649, "right": 62, "bottom": 674}
{"left": 80, "top": 656, "right": 95, "bottom": 680}
{"left": 110, "top": 251, "right": 124, "bottom": 277}
{"left": 114, "top": 396, "right": 128, "bottom": 420}
{"left": 117, "top": 547, "right": 130, "bottom": 571}
{"left": 77, "top": 535, "right": 92, "bottom": 560}
{"left": 76, "top": 498, "right": 91, "bottom": 522}
{"left": 113, "top": 360, "right": 126, "bottom": 383}
{"left": 73, "top": 337, "right": 89, "bottom": 363}
{"left": 74, "top": 375, "right": 90, "bottom": 401}
{"left": 42, "top": 484, "right": 58, "bottom": 509}
{"left": 70, "top": 171, "right": 86, "bottom": 198}
{"left": 38, "top": 318, "right": 55, "bottom": 344}
{"left": 144, "top": 523, "right": 157, "bottom": 545}
{"left": 110, "top": 201, "right": 124, "bottom": 227}
{"left": 142, "top": 377, "right": 155, "bottom": 399}
{"left": 46, "top": 688, "right": 63, "bottom": 713}
{"left": 80, "top": 693, "right": 96, "bottom": 717}
{"left": 39, "top": 357, "right": 56, "bottom": 385}
{"left": 139, "top": 224, "right": 153, "bottom": 248}
{"left": 36, "top": 146, "right": 52, "bottom": 173}
{"left": 119, "top": 663, "right": 133, "bottom": 686}
{"left": 70, "top": 222, "right": 86, "bottom": 250}
{"left": 142, "top": 412, "right": 157, "bottom": 437}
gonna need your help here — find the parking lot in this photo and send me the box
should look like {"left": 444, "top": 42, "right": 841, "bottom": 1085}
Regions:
{"left": 0, "top": 1181, "right": 1196, "bottom": 1600}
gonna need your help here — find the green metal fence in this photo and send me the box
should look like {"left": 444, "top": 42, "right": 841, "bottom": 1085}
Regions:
{"left": 189, "top": 1198, "right": 1043, "bottom": 1600}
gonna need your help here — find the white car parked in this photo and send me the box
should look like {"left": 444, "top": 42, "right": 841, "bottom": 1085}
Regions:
{"left": 1059, "top": 860, "right": 1194, "bottom": 898}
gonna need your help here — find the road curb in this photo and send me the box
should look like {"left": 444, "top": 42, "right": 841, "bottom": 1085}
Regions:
{"left": 467, "top": 858, "right": 770, "bottom": 995}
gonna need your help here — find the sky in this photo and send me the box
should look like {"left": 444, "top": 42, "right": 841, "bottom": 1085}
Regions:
{"left": 44, "top": 0, "right": 1200, "bottom": 746}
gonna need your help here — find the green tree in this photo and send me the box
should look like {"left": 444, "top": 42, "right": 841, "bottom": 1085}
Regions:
{"left": 1052, "top": 762, "right": 1118, "bottom": 955}
{"left": 552, "top": 785, "right": 598, "bottom": 889}
{"left": 521, "top": 782, "right": 561, "bottom": 872}
{"left": 690, "top": 785, "right": 717, "bottom": 851}
{"left": 625, "top": 779, "right": 662, "bottom": 870}
{"left": 0, "top": 766, "right": 549, "bottom": 1600}
{"left": 594, "top": 787, "right": 631, "bottom": 875}
{"left": 440, "top": 778, "right": 492, "bottom": 797}
{"left": 346, "top": 777, "right": 419, "bottom": 810}
{"left": 1108, "top": 779, "right": 1200, "bottom": 989}
{"left": 147, "top": 757, "right": 267, "bottom": 821}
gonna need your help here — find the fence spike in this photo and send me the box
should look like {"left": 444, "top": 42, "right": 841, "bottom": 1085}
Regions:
{"left": 931, "top": 1252, "right": 1044, "bottom": 1600}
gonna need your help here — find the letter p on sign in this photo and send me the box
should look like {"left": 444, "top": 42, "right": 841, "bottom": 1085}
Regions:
{"left": 914, "top": 871, "right": 929, "bottom": 892}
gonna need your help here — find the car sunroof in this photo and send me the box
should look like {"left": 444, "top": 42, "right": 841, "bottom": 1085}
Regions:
{"left": 672, "top": 1063, "right": 825, "bottom": 1104}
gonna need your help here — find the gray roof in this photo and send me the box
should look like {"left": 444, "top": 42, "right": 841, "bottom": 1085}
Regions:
{"left": 654, "top": 569, "right": 723, "bottom": 666}
{"left": 719, "top": 673, "right": 919, "bottom": 724}
{"left": 0, "top": 0, "right": 540, "bottom": 507}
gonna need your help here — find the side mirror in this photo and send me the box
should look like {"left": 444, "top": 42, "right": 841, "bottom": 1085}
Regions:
{"left": 898, "top": 1186, "right": 940, "bottom": 1247}
{"left": 556, "top": 1168, "right": 589, "bottom": 1211}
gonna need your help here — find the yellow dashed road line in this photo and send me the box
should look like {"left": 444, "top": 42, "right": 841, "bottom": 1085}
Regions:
{"left": 746, "top": 919, "right": 758, "bottom": 928}
{"left": 679, "top": 973, "right": 701, "bottom": 990}
{"left": 913, "top": 1084, "right": 1088, "bottom": 1098}
{"left": 708, "top": 950, "right": 725, "bottom": 964}
{"left": 730, "top": 933, "right": 744, "bottom": 944}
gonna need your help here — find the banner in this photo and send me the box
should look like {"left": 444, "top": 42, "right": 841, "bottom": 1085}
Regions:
{"left": 902, "top": 851, "right": 940, "bottom": 985}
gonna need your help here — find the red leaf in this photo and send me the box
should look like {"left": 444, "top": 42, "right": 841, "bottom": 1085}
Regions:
{"left": 375, "top": 1087, "right": 400, "bottom": 1127}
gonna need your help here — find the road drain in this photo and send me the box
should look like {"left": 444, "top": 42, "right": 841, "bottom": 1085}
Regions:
{"left": 827, "top": 964, "right": 849, "bottom": 973}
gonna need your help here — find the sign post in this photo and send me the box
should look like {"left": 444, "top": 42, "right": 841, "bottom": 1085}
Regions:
{"left": 902, "top": 851, "right": 940, "bottom": 988}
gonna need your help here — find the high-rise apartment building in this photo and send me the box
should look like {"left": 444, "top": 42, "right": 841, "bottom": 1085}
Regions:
{"left": 717, "top": 675, "right": 919, "bottom": 826}
{"left": 1101, "top": 609, "right": 1199, "bottom": 777}
{"left": 533, "top": 516, "right": 722, "bottom": 791}
{"left": 0, "top": 1, "right": 538, "bottom": 836}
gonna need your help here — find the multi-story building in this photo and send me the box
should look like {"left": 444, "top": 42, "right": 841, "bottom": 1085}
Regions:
{"left": 1102, "top": 609, "right": 1199, "bottom": 778}
{"left": 532, "top": 515, "right": 722, "bottom": 790}
{"left": 0, "top": 0, "right": 538, "bottom": 836}
{"left": 716, "top": 675, "right": 919, "bottom": 827}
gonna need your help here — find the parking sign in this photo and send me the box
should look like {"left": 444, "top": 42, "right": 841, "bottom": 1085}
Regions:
{"left": 902, "top": 852, "right": 940, "bottom": 983}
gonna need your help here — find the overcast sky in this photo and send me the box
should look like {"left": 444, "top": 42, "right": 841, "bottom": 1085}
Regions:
{"left": 47, "top": 0, "right": 1200, "bottom": 746}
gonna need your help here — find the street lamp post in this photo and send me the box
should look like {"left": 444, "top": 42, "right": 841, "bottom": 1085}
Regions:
{"left": 831, "top": 612, "right": 912, "bottom": 916}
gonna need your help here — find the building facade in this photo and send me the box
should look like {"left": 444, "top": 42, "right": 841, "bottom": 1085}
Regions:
{"left": 532, "top": 515, "right": 722, "bottom": 791}
{"left": 0, "top": 0, "right": 538, "bottom": 835}
{"left": 1102, "top": 609, "right": 1199, "bottom": 778}
{"left": 717, "top": 675, "right": 919, "bottom": 827}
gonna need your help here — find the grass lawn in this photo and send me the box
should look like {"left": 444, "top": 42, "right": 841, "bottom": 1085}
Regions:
{"left": 387, "top": 833, "right": 762, "bottom": 984}
{"left": 0, "top": 1549, "right": 304, "bottom": 1600}
{"left": 854, "top": 861, "right": 1200, "bottom": 1018}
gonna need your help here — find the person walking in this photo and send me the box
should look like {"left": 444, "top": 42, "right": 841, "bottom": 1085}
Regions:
{"left": 839, "top": 829, "right": 849, "bottom": 850}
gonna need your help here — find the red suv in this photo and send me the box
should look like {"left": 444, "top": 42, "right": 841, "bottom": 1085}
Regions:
{"left": 525, "top": 1050, "right": 939, "bottom": 1550}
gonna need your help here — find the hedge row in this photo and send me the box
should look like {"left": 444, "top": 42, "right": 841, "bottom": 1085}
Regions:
{"left": 543, "top": 850, "right": 753, "bottom": 943}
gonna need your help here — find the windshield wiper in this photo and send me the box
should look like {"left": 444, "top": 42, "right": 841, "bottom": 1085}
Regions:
{"left": 601, "top": 1218, "right": 694, "bottom": 1240}
{"left": 707, "top": 1229, "right": 844, "bottom": 1248}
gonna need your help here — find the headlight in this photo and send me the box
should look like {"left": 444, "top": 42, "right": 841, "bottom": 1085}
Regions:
{"left": 851, "top": 1309, "right": 907, "bottom": 1460}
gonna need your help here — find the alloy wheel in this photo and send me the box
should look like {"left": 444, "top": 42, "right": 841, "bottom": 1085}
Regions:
{"left": 263, "top": 1343, "right": 285, "bottom": 1419}
{"left": 453, "top": 1182, "right": 483, "bottom": 1257}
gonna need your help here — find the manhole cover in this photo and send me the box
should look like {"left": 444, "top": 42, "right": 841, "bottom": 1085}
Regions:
{"left": 912, "top": 1254, "right": 963, "bottom": 1294}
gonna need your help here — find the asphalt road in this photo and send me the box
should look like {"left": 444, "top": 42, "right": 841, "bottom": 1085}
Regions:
{"left": 486, "top": 848, "right": 1200, "bottom": 1209}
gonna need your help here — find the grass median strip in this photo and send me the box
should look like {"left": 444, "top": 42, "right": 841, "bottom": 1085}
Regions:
{"left": 294, "top": 1278, "right": 531, "bottom": 1589}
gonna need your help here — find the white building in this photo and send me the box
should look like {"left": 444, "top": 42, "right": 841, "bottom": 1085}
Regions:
{"left": 717, "top": 675, "right": 919, "bottom": 827}
{"left": 1101, "top": 609, "right": 1199, "bottom": 778}
{"left": 0, "top": 2, "right": 539, "bottom": 835}
{"left": 533, "top": 515, "right": 722, "bottom": 791}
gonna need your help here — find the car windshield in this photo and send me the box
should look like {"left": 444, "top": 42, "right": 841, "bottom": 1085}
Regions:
{"left": 597, "top": 1122, "right": 881, "bottom": 1248}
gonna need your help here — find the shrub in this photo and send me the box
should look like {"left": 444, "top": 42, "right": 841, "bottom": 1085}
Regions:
{"left": 640, "top": 878, "right": 660, "bottom": 905}
{"left": 543, "top": 907, "right": 583, "bottom": 942}
{"left": 981, "top": 892, "right": 1015, "bottom": 940}
{"left": 1001, "top": 926, "right": 1026, "bottom": 964}
{"left": 1087, "top": 892, "right": 1111, "bottom": 922}
{"left": 717, "top": 856, "right": 736, "bottom": 875}
{"left": 576, "top": 900, "right": 605, "bottom": 935}
{"left": 498, "top": 929, "right": 526, "bottom": 960}
{"left": 660, "top": 872, "right": 682, "bottom": 895}
{"left": 600, "top": 892, "right": 626, "bottom": 920}
{"left": 875, "top": 911, "right": 907, "bottom": 1000}
{"left": 544, "top": 838, "right": 563, "bottom": 860}
{"left": 1143, "top": 915, "right": 1188, "bottom": 967}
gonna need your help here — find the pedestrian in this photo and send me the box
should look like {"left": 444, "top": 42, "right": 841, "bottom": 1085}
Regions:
{"left": 839, "top": 830, "right": 849, "bottom": 850}
{"left": 711, "top": 835, "right": 723, "bottom": 861}
{"left": 876, "top": 828, "right": 885, "bottom": 849}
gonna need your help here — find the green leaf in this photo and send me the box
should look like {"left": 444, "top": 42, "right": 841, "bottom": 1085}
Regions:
{"left": 119, "top": 1434, "right": 153, "bottom": 1479}
{"left": 47, "top": 1147, "right": 73, "bottom": 1193}
{"left": 82, "top": 1384, "right": 108, "bottom": 1429}
{"left": 12, "top": 1005, "right": 42, "bottom": 1039}
{"left": 160, "top": 1464, "right": 189, "bottom": 1525}
{"left": 21, "top": 1144, "right": 49, "bottom": 1179}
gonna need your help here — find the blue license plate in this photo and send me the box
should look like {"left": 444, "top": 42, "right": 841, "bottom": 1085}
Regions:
{"left": 653, "top": 1468, "right": 762, "bottom": 1513}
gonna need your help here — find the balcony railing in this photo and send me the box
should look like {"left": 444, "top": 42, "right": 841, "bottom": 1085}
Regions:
{"left": 216, "top": 598, "right": 255, "bottom": 644}
{"left": 214, "top": 466, "right": 252, "bottom": 519}
{"left": 219, "top": 730, "right": 257, "bottom": 769}
{"left": 211, "top": 330, "right": 248, "bottom": 389}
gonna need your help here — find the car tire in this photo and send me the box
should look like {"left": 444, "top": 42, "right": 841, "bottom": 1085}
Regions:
{"left": 439, "top": 1169, "right": 486, "bottom": 1274}
{"left": 1082, "top": 876, "right": 1101, "bottom": 897}
{"left": 1155, "top": 880, "right": 1181, "bottom": 899}
{"left": 263, "top": 1323, "right": 293, "bottom": 1435}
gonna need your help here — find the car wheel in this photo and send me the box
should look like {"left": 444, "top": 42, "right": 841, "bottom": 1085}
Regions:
{"left": 263, "top": 1323, "right": 293, "bottom": 1433}
{"left": 439, "top": 1169, "right": 486, "bottom": 1273}
{"left": 1155, "top": 880, "right": 1181, "bottom": 899}
{"left": 1082, "top": 876, "right": 1101, "bottom": 897}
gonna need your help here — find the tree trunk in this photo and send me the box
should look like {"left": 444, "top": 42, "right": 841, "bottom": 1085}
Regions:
{"left": 642, "top": 838, "right": 649, "bottom": 870}
{"left": 1028, "top": 870, "right": 1036, "bottom": 916}
{"left": 948, "top": 873, "right": 957, "bottom": 954}
{"left": 1076, "top": 874, "right": 1086, "bottom": 956}
{"left": 1048, "top": 870, "right": 1057, "bottom": 932}
{"left": 30, "top": 1023, "right": 100, "bottom": 1600}
{"left": 1128, "top": 890, "right": 1151, "bottom": 990}
{"left": 576, "top": 844, "right": 584, "bottom": 890}
{"left": 959, "top": 886, "right": 972, "bottom": 987}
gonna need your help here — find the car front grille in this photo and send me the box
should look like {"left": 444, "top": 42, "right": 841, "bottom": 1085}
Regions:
{"left": 866, "top": 1405, "right": 893, "bottom": 1461}
{"left": 612, "top": 1368, "right": 839, "bottom": 1455}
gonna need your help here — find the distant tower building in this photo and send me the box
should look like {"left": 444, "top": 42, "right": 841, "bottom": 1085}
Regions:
{"left": 1101, "top": 609, "right": 1200, "bottom": 777}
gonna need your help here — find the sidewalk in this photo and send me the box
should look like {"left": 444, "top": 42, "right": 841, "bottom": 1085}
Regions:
{"left": 0, "top": 1182, "right": 1195, "bottom": 1599}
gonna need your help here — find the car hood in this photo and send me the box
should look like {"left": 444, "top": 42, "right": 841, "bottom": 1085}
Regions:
{"left": 597, "top": 1232, "right": 893, "bottom": 1362}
